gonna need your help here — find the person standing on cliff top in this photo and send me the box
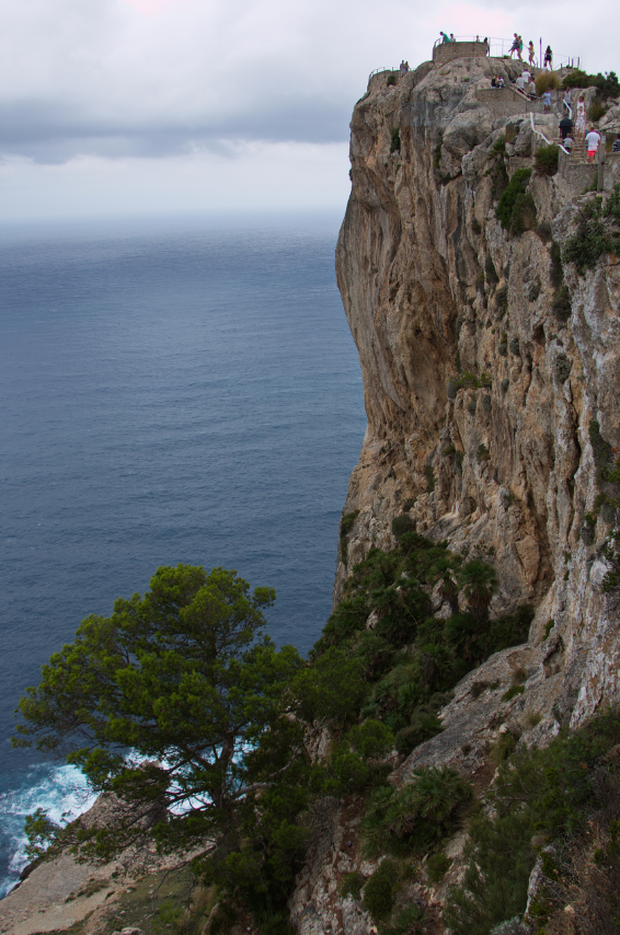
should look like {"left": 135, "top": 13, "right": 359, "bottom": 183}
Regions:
{"left": 528, "top": 40, "right": 535, "bottom": 66}
{"left": 440, "top": 31, "right": 450, "bottom": 43}
{"left": 544, "top": 45, "right": 553, "bottom": 69}
{"left": 509, "top": 33, "right": 520, "bottom": 58}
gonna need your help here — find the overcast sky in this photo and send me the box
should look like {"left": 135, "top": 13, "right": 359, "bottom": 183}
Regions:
{"left": 0, "top": 0, "right": 615, "bottom": 221}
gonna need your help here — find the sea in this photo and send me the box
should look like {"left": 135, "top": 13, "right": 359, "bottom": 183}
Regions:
{"left": 0, "top": 210, "right": 366, "bottom": 898}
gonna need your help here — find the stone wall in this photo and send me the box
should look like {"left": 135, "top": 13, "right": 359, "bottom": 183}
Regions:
{"left": 433, "top": 40, "right": 488, "bottom": 64}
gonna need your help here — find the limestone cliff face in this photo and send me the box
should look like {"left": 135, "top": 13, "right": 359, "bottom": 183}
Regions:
{"left": 335, "top": 55, "right": 620, "bottom": 729}
{"left": 289, "top": 54, "right": 620, "bottom": 935}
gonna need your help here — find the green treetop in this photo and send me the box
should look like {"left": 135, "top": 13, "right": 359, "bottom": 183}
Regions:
{"left": 14, "top": 564, "right": 303, "bottom": 858}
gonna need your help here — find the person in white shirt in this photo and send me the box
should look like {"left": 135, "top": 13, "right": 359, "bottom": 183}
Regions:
{"left": 585, "top": 127, "right": 601, "bottom": 163}
{"left": 516, "top": 75, "right": 526, "bottom": 91}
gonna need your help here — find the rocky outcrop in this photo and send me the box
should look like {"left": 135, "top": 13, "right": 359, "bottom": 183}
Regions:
{"left": 292, "top": 52, "right": 620, "bottom": 935}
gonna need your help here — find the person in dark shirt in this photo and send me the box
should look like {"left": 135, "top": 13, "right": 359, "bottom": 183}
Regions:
{"left": 613, "top": 134, "right": 620, "bottom": 153}
{"left": 559, "top": 115, "right": 574, "bottom": 142}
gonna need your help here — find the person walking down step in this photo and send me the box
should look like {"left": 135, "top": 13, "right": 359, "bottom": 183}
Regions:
{"left": 559, "top": 113, "right": 574, "bottom": 142}
{"left": 585, "top": 126, "right": 601, "bottom": 163}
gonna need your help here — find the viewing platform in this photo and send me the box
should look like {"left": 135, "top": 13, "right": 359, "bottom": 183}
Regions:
{"left": 433, "top": 39, "right": 489, "bottom": 65}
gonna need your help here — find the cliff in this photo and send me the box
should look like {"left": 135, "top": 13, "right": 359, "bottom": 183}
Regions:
{"left": 290, "top": 52, "right": 620, "bottom": 934}
{"left": 335, "top": 55, "right": 620, "bottom": 729}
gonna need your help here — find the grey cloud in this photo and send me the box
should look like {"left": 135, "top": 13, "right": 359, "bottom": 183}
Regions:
{"left": 0, "top": 97, "right": 351, "bottom": 163}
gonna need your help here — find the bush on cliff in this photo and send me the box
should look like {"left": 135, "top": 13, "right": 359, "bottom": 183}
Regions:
{"left": 563, "top": 184, "right": 620, "bottom": 273}
{"left": 444, "top": 709, "right": 620, "bottom": 935}
{"left": 496, "top": 168, "right": 533, "bottom": 232}
{"left": 534, "top": 144, "right": 559, "bottom": 177}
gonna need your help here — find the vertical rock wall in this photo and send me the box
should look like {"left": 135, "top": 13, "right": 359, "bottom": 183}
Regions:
{"left": 335, "top": 55, "right": 620, "bottom": 731}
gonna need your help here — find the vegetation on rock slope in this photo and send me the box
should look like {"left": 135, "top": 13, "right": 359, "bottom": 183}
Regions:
{"left": 15, "top": 531, "right": 536, "bottom": 934}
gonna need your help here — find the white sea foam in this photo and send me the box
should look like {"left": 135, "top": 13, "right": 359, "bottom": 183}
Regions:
{"left": 0, "top": 764, "right": 97, "bottom": 899}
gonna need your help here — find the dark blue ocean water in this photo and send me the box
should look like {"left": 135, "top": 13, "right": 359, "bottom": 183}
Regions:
{"left": 0, "top": 211, "right": 365, "bottom": 896}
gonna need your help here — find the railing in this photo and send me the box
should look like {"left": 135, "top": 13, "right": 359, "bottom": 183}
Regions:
{"left": 432, "top": 35, "right": 578, "bottom": 69}
{"left": 529, "top": 111, "right": 571, "bottom": 155}
{"left": 368, "top": 66, "right": 399, "bottom": 81}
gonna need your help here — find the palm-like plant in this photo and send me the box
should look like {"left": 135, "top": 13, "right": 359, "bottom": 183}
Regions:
{"left": 429, "top": 554, "right": 462, "bottom": 615}
{"left": 458, "top": 559, "right": 499, "bottom": 624}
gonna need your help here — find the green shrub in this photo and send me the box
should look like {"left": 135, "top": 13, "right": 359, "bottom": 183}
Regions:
{"left": 348, "top": 719, "right": 394, "bottom": 758}
{"left": 427, "top": 852, "right": 452, "bottom": 883}
{"left": 552, "top": 284, "right": 571, "bottom": 322}
{"left": 509, "top": 193, "right": 537, "bottom": 237}
{"left": 562, "top": 68, "right": 594, "bottom": 90}
{"left": 485, "top": 254, "right": 499, "bottom": 285}
{"left": 563, "top": 185, "right": 620, "bottom": 274}
{"left": 378, "top": 905, "right": 425, "bottom": 935}
{"left": 537, "top": 221, "right": 552, "bottom": 242}
{"left": 549, "top": 241, "right": 563, "bottom": 287}
{"left": 589, "top": 100, "right": 608, "bottom": 122}
{"left": 362, "top": 767, "right": 472, "bottom": 857}
{"left": 395, "top": 706, "right": 444, "bottom": 755}
{"left": 535, "top": 144, "right": 559, "bottom": 177}
{"left": 363, "top": 860, "right": 399, "bottom": 921}
{"left": 340, "top": 870, "right": 365, "bottom": 900}
{"left": 589, "top": 418, "right": 614, "bottom": 478}
{"left": 603, "top": 529, "right": 620, "bottom": 591}
{"left": 477, "top": 444, "right": 491, "bottom": 463}
{"left": 340, "top": 509, "right": 360, "bottom": 563}
{"left": 424, "top": 465, "right": 435, "bottom": 492}
{"left": 502, "top": 685, "right": 525, "bottom": 702}
{"left": 447, "top": 371, "right": 492, "bottom": 399}
{"left": 392, "top": 513, "right": 415, "bottom": 540}
{"left": 387, "top": 74, "right": 397, "bottom": 87}
{"left": 445, "top": 710, "right": 620, "bottom": 935}
{"left": 390, "top": 128, "right": 401, "bottom": 153}
{"left": 496, "top": 169, "right": 532, "bottom": 232}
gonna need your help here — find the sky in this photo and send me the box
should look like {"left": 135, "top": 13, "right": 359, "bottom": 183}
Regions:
{"left": 0, "top": 0, "right": 615, "bottom": 221}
